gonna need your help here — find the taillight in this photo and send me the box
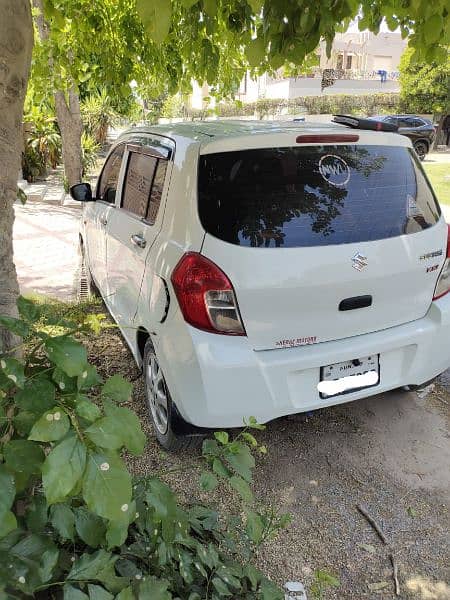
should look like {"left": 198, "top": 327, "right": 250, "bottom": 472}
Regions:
{"left": 171, "top": 253, "right": 246, "bottom": 335}
{"left": 433, "top": 225, "right": 450, "bottom": 300}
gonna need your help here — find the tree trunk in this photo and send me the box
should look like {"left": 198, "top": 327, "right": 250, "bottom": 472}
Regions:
{"left": 0, "top": 0, "right": 34, "bottom": 352}
{"left": 433, "top": 114, "right": 444, "bottom": 150}
{"left": 54, "top": 89, "right": 84, "bottom": 188}
{"left": 32, "top": 0, "right": 83, "bottom": 189}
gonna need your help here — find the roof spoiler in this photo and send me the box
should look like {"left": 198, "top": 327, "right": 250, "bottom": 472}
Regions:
{"left": 333, "top": 114, "right": 399, "bottom": 132}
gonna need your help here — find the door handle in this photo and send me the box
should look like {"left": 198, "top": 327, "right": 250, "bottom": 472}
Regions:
{"left": 131, "top": 234, "right": 147, "bottom": 249}
{"left": 100, "top": 217, "right": 108, "bottom": 226}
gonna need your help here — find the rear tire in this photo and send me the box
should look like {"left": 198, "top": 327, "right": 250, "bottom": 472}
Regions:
{"left": 413, "top": 140, "right": 428, "bottom": 161}
{"left": 143, "top": 338, "right": 201, "bottom": 451}
{"left": 77, "top": 244, "right": 99, "bottom": 301}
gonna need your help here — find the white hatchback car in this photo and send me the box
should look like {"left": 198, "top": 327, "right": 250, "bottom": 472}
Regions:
{"left": 71, "top": 120, "right": 450, "bottom": 450}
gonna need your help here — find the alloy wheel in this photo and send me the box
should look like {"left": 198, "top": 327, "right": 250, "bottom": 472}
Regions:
{"left": 145, "top": 354, "right": 169, "bottom": 435}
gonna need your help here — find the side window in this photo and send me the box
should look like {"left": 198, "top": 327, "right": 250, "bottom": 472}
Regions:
{"left": 146, "top": 160, "right": 167, "bottom": 223}
{"left": 411, "top": 118, "right": 424, "bottom": 127}
{"left": 97, "top": 145, "right": 125, "bottom": 203}
{"left": 398, "top": 117, "right": 413, "bottom": 128}
{"left": 122, "top": 152, "right": 157, "bottom": 218}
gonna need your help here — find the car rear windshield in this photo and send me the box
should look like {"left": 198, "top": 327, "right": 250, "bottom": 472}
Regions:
{"left": 198, "top": 145, "right": 440, "bottom": 248}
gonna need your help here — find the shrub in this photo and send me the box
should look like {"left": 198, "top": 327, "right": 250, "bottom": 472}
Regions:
{"left": 81, "top": 132, "right": 101, "bottom": 177}
{"left": 81, "top": 91, "right": 119, "bottom": 145}
{"left": 22, "top": 108, "right": 62, "bottom": 182}
{"left": 0, "top": 298, "right": 289, "bottom": 599}
{"left": 207, "top": 93, "right": 400, "bottom": 120}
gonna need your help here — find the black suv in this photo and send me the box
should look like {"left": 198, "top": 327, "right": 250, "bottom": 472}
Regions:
{"left": 369, "top": 115, "right": 436, "bottom": 160}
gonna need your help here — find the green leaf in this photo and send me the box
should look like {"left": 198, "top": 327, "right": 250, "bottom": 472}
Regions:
{"left": 245, "top": 37, "right": 266, "bottom": 68}
{"left": 88, "top": 584, "right": 114, "bottom": 600}
{"left": 26, "top": 495, "right": 48, "bottom": 533}
{"left": 85, "top": 417, "right": 123, "bottom": 450}
{"left": 64, "top": 586, "right": 89, "bottom": 600}
{"left": 0, "top": 511, "right": 17, "bottom": 539}
{"left": 105, "top": 500, "right": 135, "bottom": 548}
{"left": 424, "top": 14, "right": 443, "bottom": 43}
{"left": 146, "top": 478, "right": 180, "bottom": 543}
{"left": 40, "top": 545, "right": 59, "bottom": 584}
{"left": 75, "top": 506, "right": 107, "bottom": 547}
{"left": 212, "top": 457, "right": 231, "bottom": 478}
{"left": 242, "top": 432, "right": 258, "bottom": 447}
{"left": 4, "top": 439, "right": 45, "bottom": 475}
{"left": 0, "top": 357, "right": 26, "bottom": 388}
{"left": 42, "top": 435, "right": 87, "bottom": 504}
{"left": 14, "top": 410, "right": 40, "bottom": 435}
{"left": 229, "top": 475, "right": 253, "bottom": 503}
{"left": 96, "top": 561, "right": 129, "bottom": 594}
{"left": 76, "top": 397, "right": 101, "bottom": 422}
{"left": 28, "top": 407, "right": 70, "bottom": 442}
{"left": 225, "top": 443, "right": 255, "bottom": 482}
{"left": 244, "top": 564, "right": 261, "bottom": 590}
{"left": 202, "top": 438, "right": 220, "bottom": 457}
{"left": 105, "top": 402, "right": 146, "bottom": 455}
{"left": 203, "top": 0, "right": 216, "bottom": 17}
{"left": 45, "top": 336, "right": 87, "bottom": 377}
{"left": 0, "top": 465, "right": 16, "bottom": 515}
{"left": 77, "top": 364, "right": 102, "bottom": 390}
{"left": 17, "top": 296, "right": 41, "bottom": 322}
{"left": 214, "top": 431, "right": 229, "bottom": 445}
{"left": 101, "top": 375, "right": 132, "bottom": 403}
{"left": 245, "top": 510, "right": 264, "bottom": 544}
{"left": 259, "top": 578, "right": 284, "bottom": 599}
{"left": 86, "top": 402, "right": 146, "bottom": 455}
{"left": 138, "top": 576, "right": 172, "bottom": 600}
{"left": 50, "top": 504, "right": 75, "bottom": 541}
{"left": 199, "top": 471, "right": 218, "bottom": 491}
{"left": 82, "top": 452, "right": 132, "bottom": 521}
{"left": 137, "top": 0, "right": 172, "bottom": 44}
{"left": 116, "top": 589, "right": 134, "bottom": 600}
{"left": 212, "top": 576, "right": 232, "bottom": 596}
{"left": 0, "top": 315, "right": 29, "bottom": 337}
{"left": 15, "top": 377, "right": 56, "bottom": 414}
{"left": 246, "top": 416, "right": 265, "bottom": 430}
{"left": 68, "top": 549, "right": 116, "bottom": 581}
{"left": 180, "top": 0, "right": 198, "bottom": 7}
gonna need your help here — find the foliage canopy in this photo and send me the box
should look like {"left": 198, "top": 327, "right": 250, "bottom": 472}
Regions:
{"left": 399, "top": 47, "right": 450, "bottom": 115}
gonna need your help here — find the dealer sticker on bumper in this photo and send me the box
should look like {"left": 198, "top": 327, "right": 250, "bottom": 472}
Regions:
{"left": 318, "top": 355, "right": 380, "bottom": 398}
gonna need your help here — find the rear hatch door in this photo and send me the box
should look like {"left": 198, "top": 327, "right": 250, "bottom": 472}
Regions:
{"left": 199, "top": 139, "right": 445, "bottom": 350}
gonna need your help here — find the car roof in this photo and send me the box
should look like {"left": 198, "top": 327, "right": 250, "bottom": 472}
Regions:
{"left": 117, "top": 119, "right": 409, "bottom": 151}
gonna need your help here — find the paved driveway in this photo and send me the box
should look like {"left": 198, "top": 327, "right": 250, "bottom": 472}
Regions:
{"left": 13, "top": 199, "right": 81, "bottom": 300}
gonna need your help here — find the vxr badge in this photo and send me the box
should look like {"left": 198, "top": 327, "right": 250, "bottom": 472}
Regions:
{"left": 352, "top": 252, "right": 368, "bottom": 271}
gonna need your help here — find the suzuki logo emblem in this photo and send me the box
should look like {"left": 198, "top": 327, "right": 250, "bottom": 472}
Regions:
{"left": 352, "top": 252, "right": 368, "bottom": 271}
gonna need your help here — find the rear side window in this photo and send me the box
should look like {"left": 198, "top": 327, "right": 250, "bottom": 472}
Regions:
{"left": 198, "top": 145, "right": 440, "bottom": 248}
{"left": 122, "top": 152, "right": 157, "bottom": 218}
{"left": 121, "top": 151, "right": 168, "bottom": 222}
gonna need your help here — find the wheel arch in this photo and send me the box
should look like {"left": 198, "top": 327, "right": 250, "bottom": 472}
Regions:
{"left": 136, "top": 326, "right": 150, "bottom": 364}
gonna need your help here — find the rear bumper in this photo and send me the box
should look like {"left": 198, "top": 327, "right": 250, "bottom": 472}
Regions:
{"left": 155, "top": 294, "right": 450, "bottom": 428}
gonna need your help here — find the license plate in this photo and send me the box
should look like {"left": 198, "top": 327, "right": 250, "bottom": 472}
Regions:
{"left": 318, "top": 355, "right": 380, "bottom": 399}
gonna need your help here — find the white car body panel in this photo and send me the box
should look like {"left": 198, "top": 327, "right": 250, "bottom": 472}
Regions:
{"left": 79, "top": 120, "right": 450, "bottom": 429}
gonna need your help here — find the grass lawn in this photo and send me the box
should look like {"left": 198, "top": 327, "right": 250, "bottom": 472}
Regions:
{"left": 423, "top": 162, "right": 450, "bottom": 205}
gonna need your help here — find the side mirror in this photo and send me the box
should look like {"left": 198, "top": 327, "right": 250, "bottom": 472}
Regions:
{"left": 70, "top": 182, "right": 93, "bottom": 202}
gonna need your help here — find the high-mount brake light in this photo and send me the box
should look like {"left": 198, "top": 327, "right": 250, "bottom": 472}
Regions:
{"left": 171, "top": 253, "right": 246, "bottom": 335}
{"left": 296, "top": 134, "right": 359, "bottom": 143}
{"left": 333, "top": 114, "right": 399, "bottom": 132}
{"left": 433, "top": 225, "right": 450, "bottom": 300}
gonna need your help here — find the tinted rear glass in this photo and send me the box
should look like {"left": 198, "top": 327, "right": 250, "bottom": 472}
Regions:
{"left": 198, "top": 145, "right": 440, "bottom": 248}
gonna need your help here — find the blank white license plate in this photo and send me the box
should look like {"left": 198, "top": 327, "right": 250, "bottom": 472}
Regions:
{"left": 318, "top": 355, "right": 380, "bottom": 399}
